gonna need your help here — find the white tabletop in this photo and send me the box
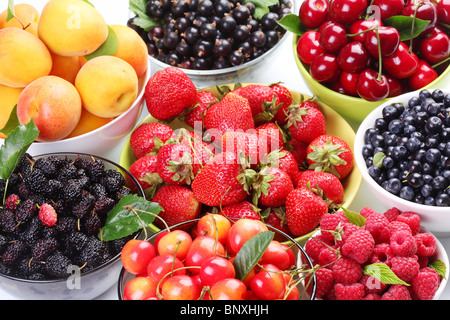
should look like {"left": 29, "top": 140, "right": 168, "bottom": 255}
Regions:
{"left": 2, "top": 0, "right": 450, "bottom": 300}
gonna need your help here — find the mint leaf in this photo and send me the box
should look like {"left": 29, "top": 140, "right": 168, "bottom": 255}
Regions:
{"left": 430, "top": 259, "right": 447, "bottom": 279}
{"left": 364, "top": 263, "right": 410, "bottom": 286}
{"left": 277, "top": 13, "right": 305, "bottom": 36}
{"left": 233, "top": 231, "right": 274, "bottom": 281}
{"left": 0, "top": 105, "right": 20, "bottom": 137}
{"left": 0, "top": 120, "right": 39, "bottom": 180}
{"left": 100, "top": 194, "right": 163, "bottom": 241}
{"left": 383, "top": 15, "right": 430, "bottom": 41}
{"left": 84, "top": 25, "right": 118, "bottom": 60}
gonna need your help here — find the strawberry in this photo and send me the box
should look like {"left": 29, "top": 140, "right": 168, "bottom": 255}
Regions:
{"left": 255, "top": 122, "right": 285, "bottom": 154}
{"left": 286, "top": 102, "right": 326, "bottom": 144}
{"left": 261, "top": 207, "right": 292, "bottom": 240}
{"left": 253, "top": 167, "right": 294, "bottom": 208}
{"left": 260, "top": 149, "right": 301, "bottom": 186}
{"left": 156, "top": 142, "right": 200, "bottom": 185}
{"left": 271, "top": 83, "right": 293, "bottom": 126}
{"left": 144, "top": 67, "right": 197, "bottom": 121}
{"left": 129, "top": 122, "right": 174, "bottom": 159}
{"left": 152, "top": 185, "right": 201, "bottom": 229}
{"left": 203, "top": 92, "right": 255, "bottom": 143}
{"left": 231, "top": 84, "right": 280, "bottom": 122}
{"left": 285, "top": 188, "right": 328, "bottom": 236}
{"left": 297, "top": 170, "right": 345, "bottom": 205}
{"left": 183, "top": 90, "right": 218, "bottom": 131}
{"left": 128, "top": 154, "right": 163, "bottom": 194}
{"left": 306, "top": 134, "right": 354, "bottom": 179}
{"left": 172, "top": 128, "right": 216, "bottom": 167}
{"left": 288, "top": 139, "right": 308, "bottom": 168}
{"left": 221, "top": 131, "right": 261, "bottom": 166}
{"left": 220, "top": 201, "right": 261, "bottom": 220}
{"left": 191, "top": 152, "right": 249, "bottom": 207}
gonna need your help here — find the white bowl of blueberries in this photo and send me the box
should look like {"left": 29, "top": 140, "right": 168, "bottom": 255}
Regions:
{"left": 355, "top": 89, "right": 450, "bottom": 237}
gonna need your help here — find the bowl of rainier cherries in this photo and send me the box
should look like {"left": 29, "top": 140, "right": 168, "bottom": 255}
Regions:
{"left": 280, "top": 0, "right": 450, "bottom": 122}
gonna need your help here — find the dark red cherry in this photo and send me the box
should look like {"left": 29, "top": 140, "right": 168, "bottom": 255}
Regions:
{"left": 402, "top": 1, "right": 437, "bottom": 35}
{"left": 337, "top": 41, "right": 371, "bottom": 73}
{"left": 437, "top": 0, "right": 450, "bottom": 24}
{"left": 356, "top": 69, "right": 390, "bottom": 101}
{"left": 364, "top": 26, "right": 400, "bottom": 58}
{"left": 299, "top": 0, "right": 329, "bottom": 29}
{"left": 372, "top": 0, "right": 405, "bottom": 20}
{"left": 339, "top": 71, "right": 359, "bottom": 96}
{"left": 408, "top": 60, "right": 438, "bottom": 90}
{"left": 349, "top": 19, "right": 383, "bottom": 43}
{"left": 328, "top": 0, "right": 368, "bottom": 25}
{"left": 297, "top": 30, "right": 325, "bottom": 65}
{"left": 384, "top": 42, "right": 419, "bottom": 79}
{"left": 419, "top": 31, "right": 450, "bottom": 64}
{"left": 385, "top": 74, "right": 404, "bottom": 98}
{"left": 319, "top": 22, "right": 348, "bottom": 53}
{"left": 310, "top": 53, "right": 340, "bottom": 83}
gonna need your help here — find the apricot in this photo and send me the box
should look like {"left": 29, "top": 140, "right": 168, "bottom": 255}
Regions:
{"left": 110, "top": 24, "right": 149, "bottom": 79}
{"left": 0, "top": 28, "right": 52, "bottom": 88}
{"left": 0, "top": 84, "right": 23, "bottom": 139}
{"left": 65, "top": 107, "right": 114, "bottom": 139}
{"left": 49, "top": 52, "right": 81, "bottom": 84}
{"left": 17, "top": 76, "right": 82, "bottom": 142}
{"left": 38, "top": 0, "right": 108, "bottom": 56}
{"left": 75, "top": 56, "right": 138, "bottom": 118}
{"left": 0, "top": 3, "right": 39, "bottom": 36}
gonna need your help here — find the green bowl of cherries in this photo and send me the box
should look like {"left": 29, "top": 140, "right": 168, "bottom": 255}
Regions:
{"left": 281, "top": 0, "right": 450, "bottom": 123}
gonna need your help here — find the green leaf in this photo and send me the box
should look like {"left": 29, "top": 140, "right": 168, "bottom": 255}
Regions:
{"left": 0, "top": 105, "right": 20, "bottom": 137}
{"left": 341, "top": 207, "right": 366, "bottom": 227}
{"left": 277, "top": 13, "right": 305, "bottom": 36}
{"left": 383, "top": 15, "right": 431, "bottom": 41}
{"left": 0, "top": 120, "right": 39, "bottom": 180}
{"left": 133, "top": 15, "right": 162, "bottom": 32}
{"left": 129, "top": 0, "right": 147, "bottom": 17}
{"left": 430, "top": 259, "right": 447, "bottom": 279}
{"left": 364, "top": 263, "right": 410, "bottom": 286}
{"left": 6, "top": 0, "right": 14, "bottom": 22}
{"left": 373, "top": 152, "right": 386, "bottom": 168}
{"left": 244, "top": 0, "right": 278, "bottom": 20}
{"left": 81, "top": 0, "right": 94, "bottom": 6}
{"left": 100, "top": 194, "right": 163, "bottom": 241}
{"left": 233, "top": 231, "right": 274, "bottom": 281}
{"left": 84, "top": 25, "right": 118, "bottom": 60}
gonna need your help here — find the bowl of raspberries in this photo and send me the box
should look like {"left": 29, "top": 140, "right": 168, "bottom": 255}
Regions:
{"left": 305, "top": 207, "right": 448, "bottom": 300}
{"left": 127, "top": 0, "right": 296, "bottom": 88}
{"left": 289, "top": 0, "right": 450, "bottom": 123}
{"left": 355, "top": 88, "right": 450, "bottom": 236}
{"left": 0, "top": 152, "right": 145, "bottom": 300}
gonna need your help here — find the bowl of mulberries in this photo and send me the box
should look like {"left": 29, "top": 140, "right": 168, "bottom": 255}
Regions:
{"left": 0, "top": 151, "right": 146, "bottom": 300}
{"left": 127, "top": 0, "right": 296, "bottom": 87}
{"left": 355, "top": 88, "right": 450, "bottom": 237}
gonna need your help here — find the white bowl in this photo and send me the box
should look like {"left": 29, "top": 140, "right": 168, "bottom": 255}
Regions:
{"left": 1, "top": 69, "right": 150, "bottom": 157}
{"left": 433, "top": 226, "right": 449, "bottom": 300}
{"left": 354, "top": 90, "right": 450, "bottom": 236}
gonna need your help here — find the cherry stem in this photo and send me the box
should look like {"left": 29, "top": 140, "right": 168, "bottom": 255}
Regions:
{"left": 410, "top": 1, "right": 422, "bottom": 53}
{"left": 375, "top": 28, "right": 383, "bottom": 82}
{"left": 431, "top": 56, "right": 450, "bottom": 69}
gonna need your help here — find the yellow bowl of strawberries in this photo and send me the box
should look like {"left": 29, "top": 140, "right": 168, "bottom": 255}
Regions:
{"left": 119, "top": 68, "right": 362, "bottom": 242}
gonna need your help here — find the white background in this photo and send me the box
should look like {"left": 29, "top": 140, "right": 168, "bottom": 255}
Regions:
{"left": 1, "top": 0, "right": 450, "bottom": 300}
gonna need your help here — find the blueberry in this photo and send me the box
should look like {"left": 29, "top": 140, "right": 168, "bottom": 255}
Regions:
{"left": 406, "top": 137, "right": 421, "bottom": 152}
{"left": 399, "top": 186, "right": 415, "bottom": 201}
{"left": 426, "top": 148, "right": 442, "bottom": 164}
{"left": 382, "top": 156, "right": 395, "bottom": 169}
{"left": 421, "top": 184, "right": 434, "bottom": 198}
{"left": 392, "top": 145, "right": 408, "bottom": 161}
{"left": 388, "top": 119, "right": 403, "bottom": 135}
{"left": 385, "top": 178, "right": 402, "bottom": 194}
{"left": 368, "top": 165, "right": 381, "bottom": 179}
{"left": 437, "top": 193, "right": 450, "bottom": 206}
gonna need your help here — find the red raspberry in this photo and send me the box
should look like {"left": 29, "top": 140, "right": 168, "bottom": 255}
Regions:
{"left": 320, "top": 213, "right": 345, "bottom": 242}
{"left": 390, "top": 256, "right": 420, "bottom": 283}
{"left": 315, "top": 268, "right": 334, "bottom": 298}
{"left": 396, "top": 211, "right": 421, "bottom": 235}
{"left": 414, "top": 233, "right": 437, "bottom": 257}
{"left": 336, "top": 222, "right": 361, "bottom": 247}
{"left": 341, "top": 229, "right": 375, "bottom": 264}
{"left": 411, "top": 267, "right": 440, "bottom": 300}
{"left": 383, "top": 207, "right": 400, "bottom": 222}
{"left": 38, "top": 203, "right": 57, "bottom": 227}
{"left": 381, "top": 285, "right": 412, "bottom": 300}
{"left": 333, "top": 210, "right": 349, "bottom": 223}
{"left": 318, "top": 247, "right": 339, "bottom": 266}
{"left": 390, "top": 230, "right": 417, "bottom": 257}
{"left": 305, "top": 233, "right": 332, "bottom": 261}
{"left": 359, "top": 274, "right": 387, "bottom": 295}
{"left": 334, "top": 283, "right": 365, "bottom": 300}
{"left": 364, "top": 212, "right": 390, "bottom": 243}
{"left": 364, "top": 293, "right": 381, "bottom": 300}
{"left": 389, "top": 220, "right": 412, "bottom": 235}
{"left": 417, "top": 255, "right": 429, "bottom": 269}
{"left": 370, "top": 243, "right": 395, "bottom": 267}
{"left": 4, "top": 194, "right": 20, "bottom": 210}
{"left": 359, "top": 206, "right": 377, "bottom": 218}
{"left": 332, "top": 257, "right": 363, "bottom": 284}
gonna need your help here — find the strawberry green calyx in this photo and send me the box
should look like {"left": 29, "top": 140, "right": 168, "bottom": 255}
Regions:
{"left": 285, "top": 104, "right": 309, "bottom": 129}
{"left": 307, "top": 139, "right": 348, "bottom": 178}
{"left": 166, "top": 151, "right": 196, "bottom": 184}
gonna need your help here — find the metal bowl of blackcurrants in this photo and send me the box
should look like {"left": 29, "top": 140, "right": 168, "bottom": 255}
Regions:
{"left": 128, "top": 0, "right": 296, "bottom": 88}
{"left": 0, "top": 152, "right": 145, "bottom": 300}
{"left": 354, "top": 89, "right": 450, "bottom": 236}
